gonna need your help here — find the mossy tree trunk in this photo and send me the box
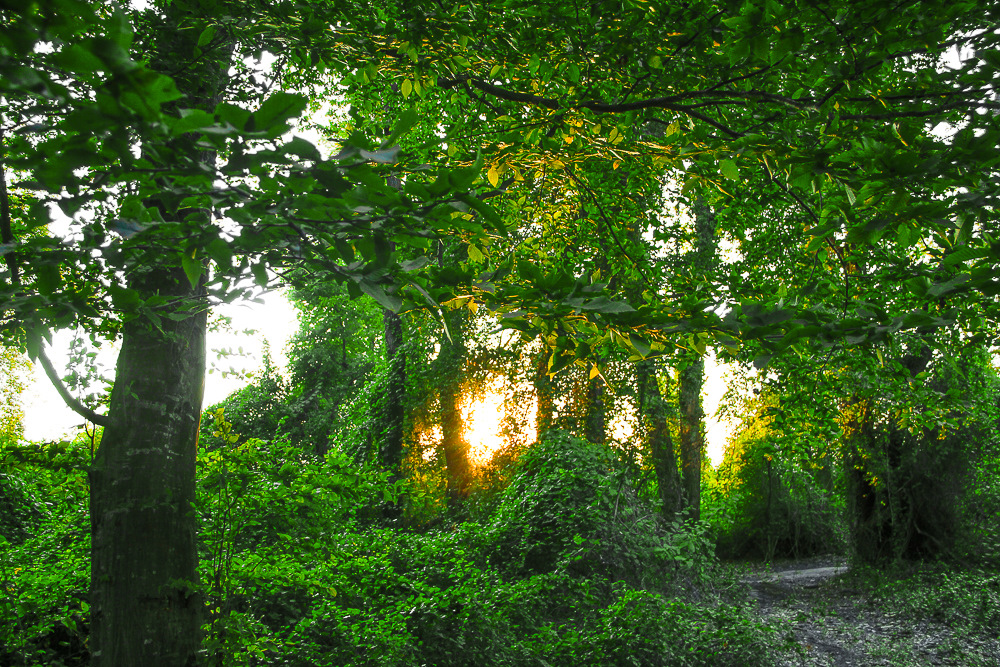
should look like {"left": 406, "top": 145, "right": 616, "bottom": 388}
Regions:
{"left": 584, "top": 372, "right": 606, "bottom": 444}
{"left": 677, "top": 359, "right": 705, "bottom": 521}
{"left": 637, "top": 359, "right": 683, "bottom": 521}
{"left": 675, "top": 196, "right": 716, "bottom": 521}
{"left": 90, "top": 268, "right": 208, "bottom": 666}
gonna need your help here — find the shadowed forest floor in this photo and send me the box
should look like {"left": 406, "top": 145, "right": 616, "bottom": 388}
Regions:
{"left": 737, "top": 559, "right": 1000, "bottom": 667}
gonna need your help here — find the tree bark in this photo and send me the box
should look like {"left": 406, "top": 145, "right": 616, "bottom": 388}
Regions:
{"left": 89, "top": 5, "right": 230, "bottom": 663}
{"left": 677, "top": 359, "right": 704, "bottom": 521}
{"left": 89, "top": 268, "right": 207, "bottom": 666}
{"left": 438, "top": 308, "right": 471, "bottom": 502}
{"left": 675, "top": 195, "right": 715, "bottom": 521}
{"left": 584, "top": 372, "right": 605, "bottom": 444}
{"left": 636, "top": 359, "right": 683, "bottom": 521}
{"left": 380, "top": 308, "right": 406, "bottom": 472}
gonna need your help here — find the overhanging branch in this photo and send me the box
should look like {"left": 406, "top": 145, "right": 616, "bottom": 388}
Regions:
{"left": 36, "top": 343, "right": 110, "bottom": 427}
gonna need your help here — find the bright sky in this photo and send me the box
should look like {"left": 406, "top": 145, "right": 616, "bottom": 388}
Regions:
{"left": 21, "top": 289, "right": 299, "bottom": 442}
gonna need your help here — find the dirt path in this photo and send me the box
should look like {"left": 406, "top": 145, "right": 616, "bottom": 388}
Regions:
{"left": 740, "top": 562, "right": 1000, "bottom": 667}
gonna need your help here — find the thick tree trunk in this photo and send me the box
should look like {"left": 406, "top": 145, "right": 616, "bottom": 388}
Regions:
{"left": 89, "top": 268, "right": 207, "bottom": 666}
{"left": 88, "top": 6, "right": 230, "bottom": 663}
{"left": 380, "top": 308, "right": 406, "bottom": 472}
{"left": 438, "top": 309, "right": 471, "bottom": 502}
{"left": 677, "top": 358, "right": 704, "bottom": 520}
{"left": 636, "top": 359, "right": 683, "bottom": 521}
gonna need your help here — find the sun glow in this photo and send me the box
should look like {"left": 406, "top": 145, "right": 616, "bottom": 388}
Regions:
{"left": 464, "top": 389, "right": 510, "bottom": 466}
{"left": 463, "top": 378, "right": 536, "bottom": 466}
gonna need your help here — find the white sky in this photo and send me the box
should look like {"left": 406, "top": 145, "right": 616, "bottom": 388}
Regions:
{"left": 21, "top": 289, "right": 299, "bottom": 442}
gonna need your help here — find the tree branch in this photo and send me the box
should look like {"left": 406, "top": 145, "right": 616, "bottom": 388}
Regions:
{"left": 36, "top": 343, "right": 110, "bottom": 427}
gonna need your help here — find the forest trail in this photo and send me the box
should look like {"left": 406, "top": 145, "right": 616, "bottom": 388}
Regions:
{"left": 740, "top": 560, "right": 1000, "bottom": 667}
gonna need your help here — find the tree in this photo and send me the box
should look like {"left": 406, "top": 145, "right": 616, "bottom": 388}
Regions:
{"left": 3, "top": 1, "right": 505, "bottom": 662}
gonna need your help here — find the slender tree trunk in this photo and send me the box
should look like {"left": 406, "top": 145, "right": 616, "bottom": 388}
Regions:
{"left": 439, "top": 308, "right": 471, "bottom": 502}
{"left": 636, "top": 359, "right": 682, "bottom": 521}
{"left": 381, "top": 308, "right": 406, "bottom": 472}
{"left": 90, "top": 268, "right": 207, "bottom": 666}
{"left": 534, "top": 341, "right": 554, "bottom": 438}
{"left": 677, "top": 359, "right": 704, "bottom": 520}
{"left": 584, "top": 373, "right": 605, "bottom": 444}
{"left": 675, "top": 195, "right": 715, "bottom": 521}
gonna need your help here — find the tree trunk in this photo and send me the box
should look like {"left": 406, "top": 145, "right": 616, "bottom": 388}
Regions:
{"left": 534, "top": 341, "right": 554, "bottom": 438}
{"left": 89, "top": 268, "right": 207, "bottom": 666}
{"left": 380, "top": 308, "right": 406, "bottom": 472}
{"left": 677, "top": 358, "right": 704, "bottom": 520}
{"left": 636, "top": 359, "right": 682, "bottom": 521}
{"left": 675, "top": 196, "right": 715, "bottom": 521}
{"left": 584, "top": 373, "right": 605, "bottom": 444}
{"left": 438, "top": 309, "right": 471, "bottom": 502}
{"left": 89, "top": 6, "right": 230, "bottom": 663}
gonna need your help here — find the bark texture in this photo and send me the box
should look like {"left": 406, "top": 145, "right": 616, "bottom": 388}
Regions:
{"left": 90, "top": 269, "right": 207, "bottom": 666}
{"left": 583, "top": 373, "right": 605, "bottom": 444}
{"left": 677, "top": 359, "right": 704, "bottom": 521}
{"left": 674, "top": 196, "right": 716, "bottom": 521}
{"left": 438, "top": 309, "right": 471, "bottom": 502}
{"left": 89, "top": 5, "right": 230, "bottom": 662}
{"left": 636, "top": 359, "right": 683, "bottom": 521}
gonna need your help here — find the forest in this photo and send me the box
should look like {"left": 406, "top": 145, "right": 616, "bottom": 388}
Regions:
{"left": 1, "top": 0, "right": 1000, "bottom": 665}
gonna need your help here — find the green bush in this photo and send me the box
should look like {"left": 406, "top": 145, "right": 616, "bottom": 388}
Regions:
{"left": 1, "top": 438, "right": 91, "bottom": 667}
{"left": 487, "top": 431, "right": 715, "bottom": 587}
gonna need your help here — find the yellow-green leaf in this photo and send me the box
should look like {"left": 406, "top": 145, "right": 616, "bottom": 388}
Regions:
{"left": 720, "top": 159, "right": 740, "bottom": 180}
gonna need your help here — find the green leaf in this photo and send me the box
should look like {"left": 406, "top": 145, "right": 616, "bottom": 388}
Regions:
{"left": 173, "top": 108, "right": 216, "bottom": 135}
{"left": 628, "top": 332, "right": 652, "bottom": 357}
{"left": 251, "top": 262, "right": 269, "bottom": 287}
{"left": 181, "top": 252, "right": 203, "bottom": 288}
{"left": 252, "top": 92, "right": 308, "bottom": 133}
{"left": 359, "top": 280, "right": 402, "bottom": 312}
{"left": 205, "top": 238, "right": 233, "bottom": 269}
{"left": 844, "top": 183, "right": 857, "bottom": 206}
{"left": 582, "top": 297, "right": 636, "bottom": 314}
{"left": 720, "top": 159, "right": 740, "bottom": 181}
{"left": 383, "top": 107, "right": 419, "bottom": 147}
{"left": 35, "top": 264, "right": 61, "bottom": 295}
{"left": 197, "top": 24, "right": 216, "bottom": 49}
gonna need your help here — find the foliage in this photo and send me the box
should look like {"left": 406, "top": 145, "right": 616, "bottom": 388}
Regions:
{"left": 487, "top": 430, "right": 715, "bottom": 587}
{"left": 708, "top": 402, "right": 847, "bottom": 560}
{"left": 0, "top": 348, "right": 29, "bottom": 442}
{"left": 862, "top": 564, "right": 1000, "bottom": 636}
{"left": 201, "top": 349, "right": 291, "bottom": 445}
{"left": 0, "top": 437, "right": 91, "bottom": 667}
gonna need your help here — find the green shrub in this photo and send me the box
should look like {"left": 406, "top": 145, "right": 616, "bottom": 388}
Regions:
{"left": 1, "top": 439, "right": 91, "bottom": 667}
{"left": 487, "top": 431, "right": 715, "bottom": 588}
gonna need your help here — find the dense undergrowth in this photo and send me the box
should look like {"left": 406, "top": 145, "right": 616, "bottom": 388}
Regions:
{"left": 2, "top": 430, "right": 793, "bottom": 667}
{"left": 4, "top": 421, "right": 1000, "bottom": 666}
